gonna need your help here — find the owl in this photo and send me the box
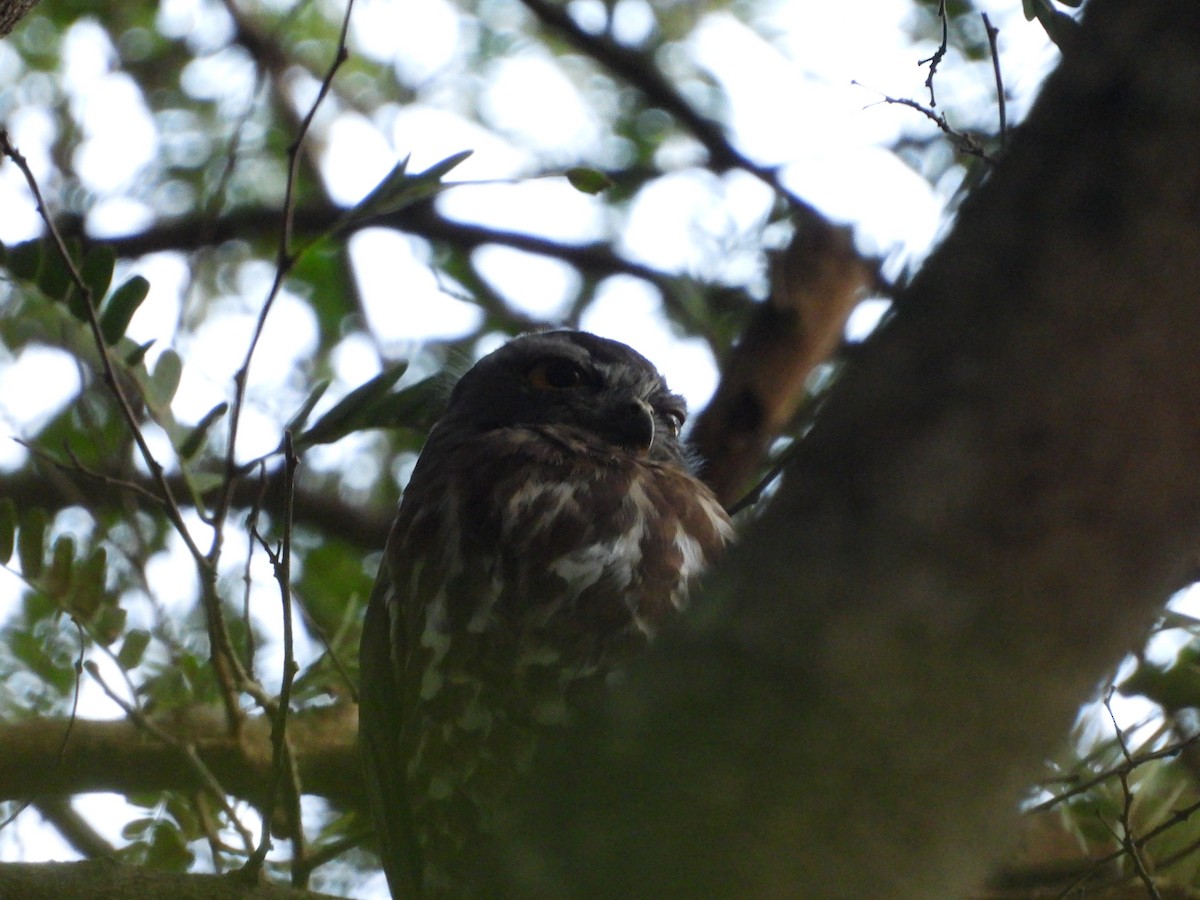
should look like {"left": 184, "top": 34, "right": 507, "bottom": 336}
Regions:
{"left": 359, "top": 330, "right": 732, "bottom": 896}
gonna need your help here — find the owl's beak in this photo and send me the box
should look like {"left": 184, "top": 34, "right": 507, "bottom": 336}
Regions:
{"left": 609, "top": 397, "right": 656, "bottom": 456}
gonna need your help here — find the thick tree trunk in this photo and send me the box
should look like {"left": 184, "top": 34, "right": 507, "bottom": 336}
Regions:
{"left": 497, "top": 1, "right": 1200, "bottom": 896}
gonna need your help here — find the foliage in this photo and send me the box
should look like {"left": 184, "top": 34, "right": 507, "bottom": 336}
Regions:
{"left": 4, "top": 0, "right": 1196, "bottom": 897}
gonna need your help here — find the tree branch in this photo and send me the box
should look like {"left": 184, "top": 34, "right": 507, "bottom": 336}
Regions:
{"left": 495, "top": 1, "right": 1200, "bottom": 895}
{"left": 31, "top": 797, "right": 117, "bottom": 861}
{"left": 0, "top": 860, "right": 341, "bottom": 900}
{"left": 690, "top": 219, "right": 874, "bottom": 506}
{"left": 0, "top": 704, "right": 361, "bottom": 809}
{"left": 0, "top": 467, "right": 393, "bottom": 551}
{"left": 97, "top": 200, "right": 691, "bottom": 297}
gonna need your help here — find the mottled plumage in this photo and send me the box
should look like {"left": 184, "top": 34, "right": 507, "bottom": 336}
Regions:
{"left": 359, "top": 331, "right": 731, "bottom": 896}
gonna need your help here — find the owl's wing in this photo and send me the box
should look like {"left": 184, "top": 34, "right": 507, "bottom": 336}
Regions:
{"left": 359, "top": 550, "right": 422, "bottom": 899}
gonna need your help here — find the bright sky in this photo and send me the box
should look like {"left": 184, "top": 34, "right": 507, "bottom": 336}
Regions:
{"left": 0, "top": 0, "right": 1066, "bottom": 892}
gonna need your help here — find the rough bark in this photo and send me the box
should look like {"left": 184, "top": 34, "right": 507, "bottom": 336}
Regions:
{"left": 496, "top": 1, "right": 1200, "bottom": 896}
{"left": 0, "top": 0, "right": 37, "bottom": 39}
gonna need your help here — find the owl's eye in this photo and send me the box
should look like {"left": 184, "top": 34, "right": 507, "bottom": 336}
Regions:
{"left": 526, "top": 358, "right": 588, "bottom": 391}
{"left": 662, "top": 408, "right": 685, "bottom": 437}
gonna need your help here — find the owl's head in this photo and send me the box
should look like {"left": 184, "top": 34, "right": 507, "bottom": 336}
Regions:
{"left": 436, "top": 330, "right": 690, "bottom": 464}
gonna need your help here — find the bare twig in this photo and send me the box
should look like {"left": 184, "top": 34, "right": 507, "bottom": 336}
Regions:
{"left": 244, "top": 434, "right": 305, "bottom": 882}
{"left": 213, "top": 0, "right": 354, "bottom": 545}
{"left": 1103, "top": 694, "right": 1161, "bottom": 898}
{"left": 291, "top": 827, "right": 372, "bottom": 884}
{"left": 0, "top": 128, "right": 252, "bottom": 728}
{"left": 241, "top": 460, "right": 273, "bottom": 683}
{"left": 202, "top": 0, "right": 358, "bottom": 738}
{"left": 853, "top": 83, "right": 995, "bottom": 163}
{"left": 918, "top": 0, "right": 949, "bottom": 107}
{"left": 84, "top": 660, "right": 257, "bottom": 853}
{"left": 726, "top": 439, "right": 798, "bottom": 517}
{"left": 1030, "top": 731, "right": 1199, "bottom": 814}
{"left": 16, "top": 439, "right": 165, "bottom": 507}
{"left": 982, "top": 13, "right": 1007, "bottom": 149}
{"left": 0, "top": 133, "right": 210, "bottom": 570}
{"left": 513, "top": 0, "right": 832, "bottom": 235}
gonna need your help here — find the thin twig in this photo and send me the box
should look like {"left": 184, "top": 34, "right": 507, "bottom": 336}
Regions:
{"left": 0, "top": 132, "right": 210, "bottom": 571}
{"left": 0, "top": 128, "right": 251, "bottom": 729}
{"left": 241, "top": 459, "right": 273, "bottom": 683}
{"left": 16, "top": 439, "right": 164, "bottom": 507}
{"left": 292, "top": 827, "right": 373, "bottom": 884}
{"left": 981, "top": 13, "right": 1007, "bottom": 149}
{"left": 293, "top": 592, "right": 359, "bottom": 703}
{"left": 0, "top": 619, "right": 85, "bottom": 834}
{"left": 1054, "top": 782, "right": 1200, "bottom": 898}
{"left": 918, "top": 0, "right": 948, "bottom": 107}
{"left": 1104, "top": 693, "right": 1161, "bottom": 898}
{"left": 84, "top": 660, "right": 257, "bottom": 853}
{"left": 216, "top": 0, "right": 355, "bottom": 521}
{"left": 513, "top": 0, "right": 828, "bottom": 230}
{"left": 1030, "top": 731, "right": 1200, "bottom": 813}
{"left": 853, "top": 83, "right": 995, "bottom": 163}
{"left": 243, "top": 433, "right": 305, "bottom": 882}
{"left": 726, "top": 439, "right": 799, "bottom": 517}
{"left": 205, "top": 0, "right": 358, "bottom": 736}
{"left": 208, "top": 0, "right": 356, "bottom": 731}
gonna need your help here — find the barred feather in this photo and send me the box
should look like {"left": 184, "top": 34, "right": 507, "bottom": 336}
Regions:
{"left": 359, "top": 332, "right": 731, "bottom": 896}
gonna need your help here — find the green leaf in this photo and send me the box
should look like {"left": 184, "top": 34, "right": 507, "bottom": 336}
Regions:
{"left": 81, "top": 243, "right": 116, "bottom": 301}
{"left": 295, "top": 361, "right": 409, "bottom": 447}
{"left": 77, "top": 545, "right": 107, "bottom": 587}
{"left": 148, "top": 349, "right": 183, "bottom": 409}
{"left": 45, "top": 534, "right": 75, "bottom": 600}
{"left": 125, "top": 339, "right": 155, "bottom": 368}
{"left": 146, "top": 819, "right": 193, "bottom": 871}
{"left": 17, "top": 508, "right": 46, "bottom": 579}
{"left": 9, "top": 630, "right": 66, "bottom": 691}
{"left": 71, "top": 546, "right": 107, "bottom": 617}
{"left": 179, "top": 401, "right": 228, "bottom": 460}
{"left": 370, "top": 372, "right": 450, "bottom": 432}
{"left": 117, "top": 628, "right": 152, "bottom": 670}
{"left": 99, "top": 275, "right": 150, "bottom": 345}
{"left": 565, "top": 166, "right": 613, "bottom": 195}
{"left": 283, "top": 379, "right": 331, "bottom": 435}
{"left": 0, "top": 498, "right": 15, "bottom": 562}
{"left": 1119, "top": 643, "right": 1200, "bottom": 710}
{"left": 349, "top": 149, "right": 473, "bottom": 222}
{"left": 37, "top": 238, "right": 78, "bottom": 303}
{"left": 121, "top": 817, "right": 156, "bottom": 840}
{"left": 182, "top": 469, "right": 223, "bottom": 498}
{"left": 5, "top": 239, "right": 41, "bottom": 280}
{"left": 93, "top": 604, "right": 127, "bottom": 645}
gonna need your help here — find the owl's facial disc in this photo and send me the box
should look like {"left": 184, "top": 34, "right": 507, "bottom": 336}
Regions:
{"left": 443, "top": 331, "right": 688, "bottom": 463}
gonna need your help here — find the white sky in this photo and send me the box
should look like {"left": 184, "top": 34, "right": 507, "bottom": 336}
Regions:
{"left": 0, "top": 0, "right": 1066, "bottom": 891}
